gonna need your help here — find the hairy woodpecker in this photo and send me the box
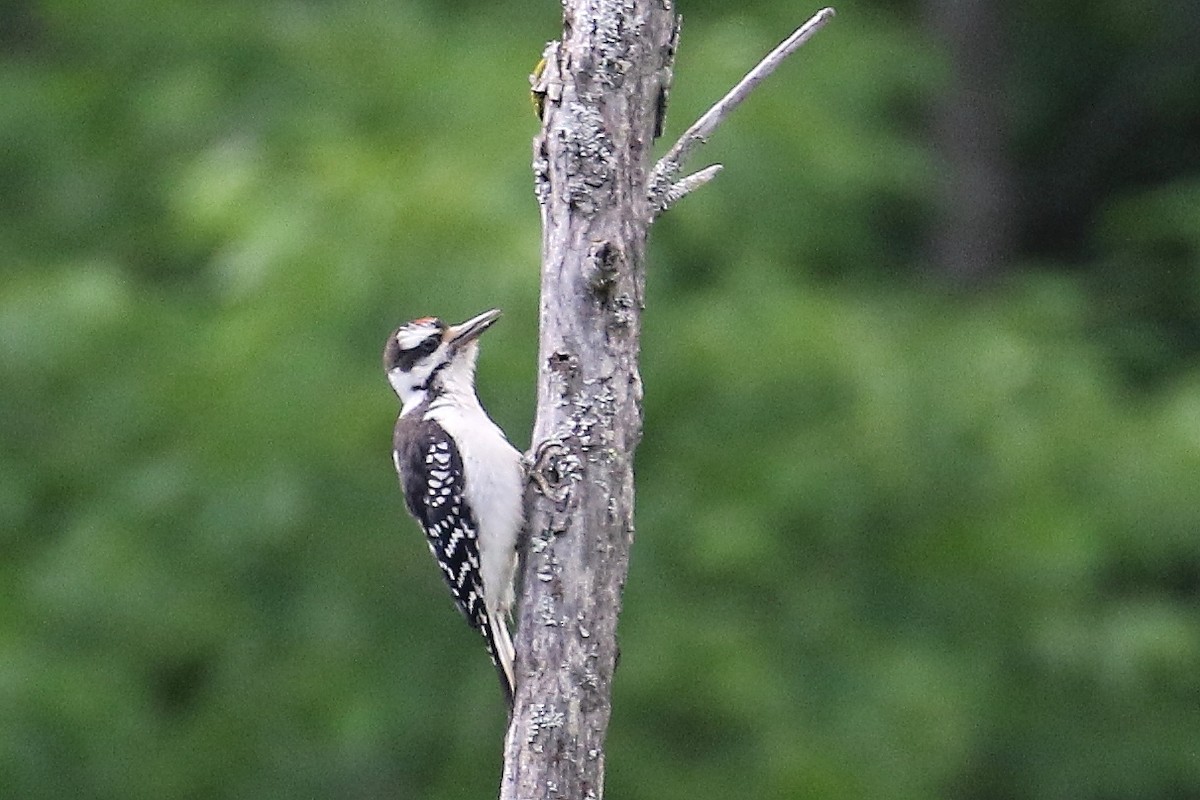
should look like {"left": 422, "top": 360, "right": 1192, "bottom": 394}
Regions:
{"left": 384, "top": 308, "right": 523, "bottom": 706}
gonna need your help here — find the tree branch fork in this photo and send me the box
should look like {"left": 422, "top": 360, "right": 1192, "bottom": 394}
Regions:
{"left": 648, "top": 7, "right": 836, "bottom": 215}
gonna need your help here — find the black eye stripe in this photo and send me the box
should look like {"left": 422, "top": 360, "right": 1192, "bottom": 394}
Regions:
{"left": 384, "top": 319, "right": 447, "bottom": 374}
{"left": 388, "top": 333, "right": 442, "bottom": 373}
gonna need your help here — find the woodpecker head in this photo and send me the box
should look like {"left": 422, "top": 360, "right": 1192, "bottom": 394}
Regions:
{"left": 384, "top": 308, "right": 501, "bottom": 412}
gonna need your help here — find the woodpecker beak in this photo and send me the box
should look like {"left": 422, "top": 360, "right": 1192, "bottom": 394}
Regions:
{"left": 445, "top": 308, "right": 502, "bottom": 348}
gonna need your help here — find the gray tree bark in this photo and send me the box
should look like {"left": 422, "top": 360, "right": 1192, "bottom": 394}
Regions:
{"left": 500, "top": 3, "right": 676, "bottom": 799}
{"left": 501, "top": 4, "right": 834, "bottom": 798}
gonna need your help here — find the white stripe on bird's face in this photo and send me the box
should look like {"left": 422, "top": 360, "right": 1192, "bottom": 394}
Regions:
{"left": 393, "top": 318, "right": 443, "bottom": 351}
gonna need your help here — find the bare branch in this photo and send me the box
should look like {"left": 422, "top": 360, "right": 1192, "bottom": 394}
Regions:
{"left": 659, "top": 7, "right": 835, "bottom": 170}
{"left": 659, "top": 164, "right": 724, "bottom": 212}
{"left": 650, "top": 7, "right": 836, "bottom": 214}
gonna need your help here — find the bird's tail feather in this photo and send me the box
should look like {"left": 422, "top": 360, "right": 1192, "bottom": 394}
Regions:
{"left": 486, "top": 615, "right": 516, "bottom": 709}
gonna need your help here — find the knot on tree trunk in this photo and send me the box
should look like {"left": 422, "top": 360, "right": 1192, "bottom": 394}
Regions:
{"left": 529, "top": 439, "right": 582, "bottom": 508}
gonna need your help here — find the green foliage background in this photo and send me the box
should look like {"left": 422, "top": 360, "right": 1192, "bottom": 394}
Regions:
{"left": 3, "top": 0, "right": 1199, "bottom": 798}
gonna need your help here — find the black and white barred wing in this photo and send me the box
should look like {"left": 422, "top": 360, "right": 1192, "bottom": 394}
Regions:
{"left": 396, "top": 426, "right": 487, "bottom": 625}
{"left": 393, "top": 418, "right": 513, "bottom": 702}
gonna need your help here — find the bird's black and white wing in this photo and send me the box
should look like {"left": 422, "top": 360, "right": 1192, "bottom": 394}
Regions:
{"left": 392, "top": 413, "right": 515, "bottom": 704}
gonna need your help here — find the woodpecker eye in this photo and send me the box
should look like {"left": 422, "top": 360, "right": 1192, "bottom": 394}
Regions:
{"left": 415, "top": 336, "right": 440, "bottom": 357}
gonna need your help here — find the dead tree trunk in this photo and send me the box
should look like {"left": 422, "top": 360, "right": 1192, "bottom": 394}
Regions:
{"left": 501, "top": 5, "right": 834, "bottom": 798}
{"left": 500, "top": 4, "right": 673, "bottom": 798}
